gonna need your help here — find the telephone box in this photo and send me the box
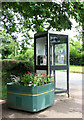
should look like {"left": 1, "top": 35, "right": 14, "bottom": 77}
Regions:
{"left": 34, "top": 31, "right": 69, "bottom": 96}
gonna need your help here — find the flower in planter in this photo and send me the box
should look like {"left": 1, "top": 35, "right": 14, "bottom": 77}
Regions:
{"left": 41, "top": 73, "right": 42, "bottom": 75}
{"left": 29, "top": 84, "right": 31, "bottom": 86}
{"left": 30, "top": 81, "right": 32, "bottom": 83}
{"left": 34, "top": 84, "right": 36, "bottom": 87}
{"left": 12, "top": 72, "right": 53, "bottom": 87}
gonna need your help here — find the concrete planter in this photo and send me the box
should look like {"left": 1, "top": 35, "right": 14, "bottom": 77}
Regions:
{"left": 7, "top": 82, "right": 54, "bottom": 112}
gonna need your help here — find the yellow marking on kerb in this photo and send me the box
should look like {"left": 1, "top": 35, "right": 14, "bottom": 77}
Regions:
{"left": 8, "top": 89, "right": 54, "bottom": 96}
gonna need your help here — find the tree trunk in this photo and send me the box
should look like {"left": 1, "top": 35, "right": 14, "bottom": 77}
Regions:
{"left": 15, "top": 46, "right": 16, "bottom": 56}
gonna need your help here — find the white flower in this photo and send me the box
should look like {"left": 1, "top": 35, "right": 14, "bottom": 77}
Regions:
{"left": 30, "top": 81, "right": 32, "bottom": 83}
{"left": 29, "top": 84, "right": 31, "bottom": 86}
{"left": 34, "top": 84, "right": 36, "bottom": 87}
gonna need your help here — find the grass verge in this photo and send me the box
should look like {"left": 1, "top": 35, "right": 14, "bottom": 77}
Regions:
{"left": 70, "top": 65, "right": 84, "bottom": 74}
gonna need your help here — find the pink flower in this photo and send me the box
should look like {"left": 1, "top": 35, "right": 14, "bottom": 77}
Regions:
{"left": 29, "top": 84, "right": 31, "bottom": 86}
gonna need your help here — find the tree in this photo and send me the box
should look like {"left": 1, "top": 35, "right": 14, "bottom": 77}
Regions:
{"left": 70, "top": 39, "right": 82, "bottom": 65}
{"left": 1, "top": 2, "right": 84, "bottom": 49}
{"left": 2, "top": 2, "right": 72, "bottom": 33}
{"left": 68, "top": 2, "right": 84, "bottom": 50}
{"left": 0, "top": 30, "right": 19, "bottom": 58}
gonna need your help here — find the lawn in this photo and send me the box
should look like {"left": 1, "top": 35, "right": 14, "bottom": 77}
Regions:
{"left": 70, "top": 65, "right": 84, "bottom": 74}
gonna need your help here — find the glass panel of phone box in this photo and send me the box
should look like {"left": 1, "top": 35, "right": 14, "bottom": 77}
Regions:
{"left": 55, "top": 70, "right": 67, "bottom": 91}
{"left": 50, "top": 43, "right": 67, "bottom": 66}
{"left": 36, "top": 70, "right": 47, "bottom": 76}
{"left": 36, "top": 36, "right": 47, "bottom": 66}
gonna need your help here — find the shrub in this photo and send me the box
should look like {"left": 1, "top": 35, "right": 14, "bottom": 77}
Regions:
{"left": 15, "top": 49, "right": 34, "bottom": 60}
{"left": 2, "top": 60, "right": 34, "bottom": 85}
{"left": 8, "top": 54, "right": 15, "bottom": 59}
{"left": 79, "top": 51, "right": 84, "bottom": 65}
{"left": 70, "top": 45, "right": 82, "bottom": 65}
{"left": 14, "top": 54, "right": 26, "bottom": 60}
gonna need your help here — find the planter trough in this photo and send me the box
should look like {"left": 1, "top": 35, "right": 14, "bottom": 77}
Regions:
{"left": 7, "top": 82, "right": 54, "bottom": 112}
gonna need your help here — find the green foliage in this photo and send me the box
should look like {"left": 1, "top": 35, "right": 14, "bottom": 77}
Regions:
{"left": 25, "top": 49, "right": 34, "bottom": 63}
{"left": 8, "top": 54, "right": 15, "bottom": 59}
{"left": 0, "top": 30, "right": 19, "bottom": 58}
{"left": 70, "top": 2, "right": 84, "bottom": 27}
{"left": 2, "top": 2, "right": 73, "bottom": 35}
{"left": 1, "top": 2, "right": 84, "bottom": 65}
{"left": 15, "top": 48, "right": 34, "bottom": 65}
{"left": 2, "top": 2, "right": 84, "bottom": 34}
{"left": 70, "top": 40, "right": 83, "bottom": 65}
{"left": 80, "top": 51, "right": 84, "bottom": 65}
{"left": 70, "top": 2, "right": 84, "bottom": 49}
{"left": 13, "top": 72, "right": 53, "bottom": 87}
{"left": 2, "top": 60, "right": 34, "bottom": 85}
{"left": 14, "top": 54, "right": 26, "bottom": 60}
{"left": 2, "top": 59, "right": 34, "bottom": 99}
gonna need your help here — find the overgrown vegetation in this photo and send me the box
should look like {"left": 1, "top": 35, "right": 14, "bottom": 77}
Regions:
{"left": 2, "top": 60, "right": 34, "bottom": 99}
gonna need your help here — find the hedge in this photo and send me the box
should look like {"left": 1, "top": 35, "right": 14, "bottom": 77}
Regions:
{"left": 2, "top": 60, "right": 34, "bottom": 84}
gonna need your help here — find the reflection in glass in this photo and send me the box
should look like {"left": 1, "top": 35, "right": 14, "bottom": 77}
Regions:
{"left": 36, "top": 70, "right": 47, "bottom": 75}
{"left": 36, "top": 37, "right": 47, "bottom": 66}
{"left": 55, "top": 70, "right": 67, "bottom": 90}
{"left": 55, "top": 44, "right": 66, "bottom": 65}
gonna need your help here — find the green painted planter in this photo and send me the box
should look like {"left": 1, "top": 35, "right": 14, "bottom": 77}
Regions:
{"left": 7, "top": 82, "right": 55, "bottom": 112}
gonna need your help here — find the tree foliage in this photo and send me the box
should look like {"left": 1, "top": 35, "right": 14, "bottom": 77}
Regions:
{"left": 1, "top": 2, "right": 84, "bottom": 60}
{"left": 2, "top": 2, "right": 84, "bottom": 32}
{"left": 69, "top": 2, "right": 84, "bottom": 49}
{"left": 0, "top": 30, "right": 19, "bottom": 58}
{"left": 2, "top": 2, "right": 73, "bottom": 34}
{"left": 69, "top": 39, "right": 83, "bottom": 65}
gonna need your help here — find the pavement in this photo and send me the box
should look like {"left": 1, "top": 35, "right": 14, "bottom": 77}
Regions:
{"left": 0, "top": 100, "right": 6, "bottom": 105}
{"left": 1, "top": 72, "right": 83, "bottom": 119}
